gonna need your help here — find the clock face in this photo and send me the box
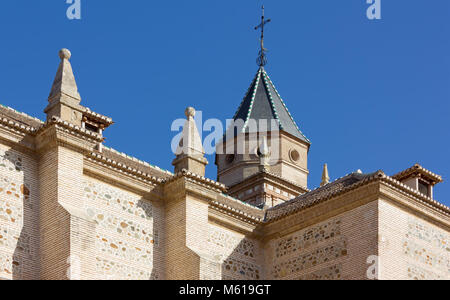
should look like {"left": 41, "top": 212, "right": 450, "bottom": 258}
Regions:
{"left": 289, "top": 149, "right": 300, "bottom": 164}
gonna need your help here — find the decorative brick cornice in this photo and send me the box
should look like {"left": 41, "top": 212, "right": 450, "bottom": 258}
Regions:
{"left": 36, "top": 116, "right": 104, "bottom": 143}
{"left": 265, "top": 171, "right": 384, "bottom": 222}
{"left": 0, "top": 114, "right": 102, "bottom": 146}
{"left": 265, "top": 171, "right": 450, "bottom": 223}
{"left": 86, "top": 152, "right": 164, "bottom": 185}
{"left": 210, "top": 194, "right": 265, "bottom": 225}
{"left": 379, "top": 174, "right": 449, "bottom": 216}
{"left": 0, "top": 104, "right": 43, "bottom": 127}
{"left": 83, "top": 107, "right": 113, "bottom": 126}
{"left": 102, "top": 146, "right": 172, "bottom": 176}
{"left": 163, "top": 168, "right": 450, "bottom": 226}
{"left": 162, "top": 169, "right": 227, "bottom": 193}
{"left": 0, "top": 116, "right": 38, "bottom": 135}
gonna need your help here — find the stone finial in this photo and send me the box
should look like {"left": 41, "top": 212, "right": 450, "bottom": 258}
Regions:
{"left": 185, "top": 107, "right": 196, "bottom": 119}
{"left": 59, "top": 48, "right": 72, "bottom": 60}
{"left": 320, "top": 163, "right": 330, "bottom": 187}
{"left": 48, "top": 48, "right": 80, "bottom": 102}
{"left": 176, "top": 107, "right": 204, "bottom": 157}
{"left": 44, "top": 48, "right": 83, "bottom": 125}
{"left": 173, "top": 107, "right": 208, "bottom": 176}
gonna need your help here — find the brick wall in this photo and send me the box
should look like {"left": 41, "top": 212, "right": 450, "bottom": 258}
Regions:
{"left": 379, "top": 199, "right": 450, "bottom": 280}
{"left": 264, "top": 201, "right": 379, "bottom": 280}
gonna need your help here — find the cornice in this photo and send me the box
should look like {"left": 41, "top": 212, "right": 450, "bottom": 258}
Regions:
{"left": 86, "top": 152, "right": 164, "bottom": 185}
{"left": 262, "top": 183, "right": 380, "bottom": 240}
{"left": 83, "top": 159, "right": 163, "bottom": 201}
{"left": 378, "top": 176, "right": 450, "bottom": 219}
{"left": 0, "top": 104, "right": 43, "bottom": 127}
{"left": 210, "top": 194, "right": 265, "bottom": 225}
{"left": 378, "top": 184, "right": 450, "bottom": 229}
{"left": 82, "top": 107, "right": 113, "bottom": 126}
{"left": 35, "top": 124, "right": 97, "bottom": 155}
{"left": 0, "top": 116, "right": 38, "bottom": 136}
{"left": 162, "top": 169, "right": 227, "bottom": 193}
{"left": 0, "top": 127, "right": 36, "bottom": 155}
{"left": 265, "top": 171, "right": 450, "bottom": 224}
{"left": 208, "top": 208, "right": 262, "bottom": 237}
{"left": 102, "top": 146, "right": 173, "bottom": 177}
{"left": 36, "top": 116, "right": 104, "bottom": 143}
{"left": 264, "top": 171, "right": 385, "bottom": 222}
{"left": 162, "top": 168, "right": 450, "bottom": 229}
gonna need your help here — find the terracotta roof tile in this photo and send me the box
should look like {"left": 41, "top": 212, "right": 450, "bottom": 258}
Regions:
{"left": 100, "top": 146, "right": 173, "bottom": 179}
{"left": 0, "top": 104, "right": 43, "bottom": 128}
{"left": 392, "top": 163, "right": 443, "bottom": 184}
{"left": 265, "top": 171, "right": 378, "bottom": 222}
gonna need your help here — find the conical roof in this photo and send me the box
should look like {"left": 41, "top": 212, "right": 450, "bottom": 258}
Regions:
{"left": 229, "top": 67, "right": 309, "bottom": 143}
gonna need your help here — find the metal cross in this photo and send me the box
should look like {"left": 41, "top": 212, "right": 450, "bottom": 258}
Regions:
{"left": 254, "top": 5, "right": 271, "bottom": 66}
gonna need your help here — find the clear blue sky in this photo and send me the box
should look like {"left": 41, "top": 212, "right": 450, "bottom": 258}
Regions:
{"left": 0, "top": 1, "right": 449, "bottom": 205}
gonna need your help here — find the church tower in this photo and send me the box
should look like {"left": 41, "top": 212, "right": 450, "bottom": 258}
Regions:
{"left": 215, "top": 7, "right": 310, "bottom": 208}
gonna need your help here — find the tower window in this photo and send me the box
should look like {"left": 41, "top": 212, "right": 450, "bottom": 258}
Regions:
{"left": 85, "top": 123, "right": 99, "bottom": 133}
{"left": 418, "top": 180, "right": 429, "bottom": 196}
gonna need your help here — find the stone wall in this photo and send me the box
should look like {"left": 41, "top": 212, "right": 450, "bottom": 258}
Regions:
{"left": 207, "top": 224, "right": 261, "bottom": 280}
{"left": 264, "top": 201, "right": 379, "bottom": 280}
{"left": 379, "top": 199, "right": 450, "bottom": 280}
{"left": 82, "top": 177, "right": 163, "bottom": 280}
{"left": 0, "top": 144, "right": 39, "bottom": 280}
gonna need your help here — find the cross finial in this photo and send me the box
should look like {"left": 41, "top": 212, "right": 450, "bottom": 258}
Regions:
{"left": 254, "top": 5, "right": 271, "bottom": 67}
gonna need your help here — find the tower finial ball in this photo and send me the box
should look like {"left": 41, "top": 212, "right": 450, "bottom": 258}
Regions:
{"left": 185, "top": 107, "right": 196, "bottom": 119}
{"left": 59, "top": 49, "right": 72, "bottom": 60}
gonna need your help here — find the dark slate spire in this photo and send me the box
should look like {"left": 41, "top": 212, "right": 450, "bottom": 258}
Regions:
{"left": 229, "top": 67, "right": 310, "bottom": 144}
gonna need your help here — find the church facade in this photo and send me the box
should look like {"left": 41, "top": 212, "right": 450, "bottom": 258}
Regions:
{"left": 0, "top": 48, "right": 448, "bottom": 280}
